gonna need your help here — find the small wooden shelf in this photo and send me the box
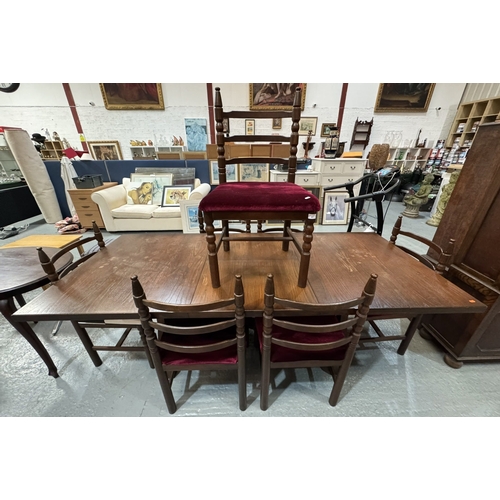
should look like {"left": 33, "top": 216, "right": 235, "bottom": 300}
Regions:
{"left": 41, "top": 140, "right": 64, "bottom": 160}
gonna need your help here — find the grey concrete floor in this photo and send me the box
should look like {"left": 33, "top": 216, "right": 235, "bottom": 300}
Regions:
{"left": 1, "top": 199, "right": 500, "bottom": 417}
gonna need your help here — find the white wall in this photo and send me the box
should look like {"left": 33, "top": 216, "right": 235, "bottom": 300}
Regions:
{"left": 0, "top": 83, "right": 468, "bottom": 160}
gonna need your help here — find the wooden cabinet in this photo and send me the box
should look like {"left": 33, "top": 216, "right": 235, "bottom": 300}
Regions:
{"left": 421, "top": 122, "right": 500, "bottom": 368}
{"left": 67, "top": 182, "right": 117, "bottom": 228}
{"left": 41, "top": 140, "right": 64, "bottom": 160}
{"left": 446, "top": 96, "right": 500, "bottom": 149}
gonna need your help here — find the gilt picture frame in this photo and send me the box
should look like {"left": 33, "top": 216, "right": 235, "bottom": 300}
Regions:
{"left": 249, "top": 83, "right": 307, "bottom": 110}
{"left": 88, "top": 141, "right": 123, "bottom": 160}
{"left": 374, "top": 84, "right": 435, "bottom": 112}
{"left": 298, "top": 117, "right": 318, "bottom": 136}
{"left": 99, "top": 83, "right": 164, "bottom": 110}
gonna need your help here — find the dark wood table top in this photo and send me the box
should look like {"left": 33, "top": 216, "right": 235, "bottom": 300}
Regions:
{"left": 0, "top": 247, "right": 73, "bottom": 298}
{"left": 12, "top": 232, "right": 486, "bottom": 322}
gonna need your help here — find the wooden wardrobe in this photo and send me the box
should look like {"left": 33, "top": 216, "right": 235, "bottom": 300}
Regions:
{"left": 422, "top": 122, "right": 500, "bottom": 368}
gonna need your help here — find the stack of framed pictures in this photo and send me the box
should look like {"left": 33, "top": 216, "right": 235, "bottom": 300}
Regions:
{"left": 129, "top": 173, "right": 192, "bottom": 207}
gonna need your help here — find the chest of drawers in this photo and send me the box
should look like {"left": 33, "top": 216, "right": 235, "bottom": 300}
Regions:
{"left": 68, "top": 182, "right": 117, "bottom": 228}
{"left": 269, "top": 170, "right": 320, "bottom": 186}
{"left": 311, "top": 159, "right": 367, "bottom": 191}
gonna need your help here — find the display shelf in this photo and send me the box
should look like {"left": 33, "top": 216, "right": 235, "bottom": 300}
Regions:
{"left": 446, "top": 96, "right": 500, "bottom": 148}
{"left": 130, "top": 146, "right": 156, "bottom": 160}
{"left": 386, "top": 146, "right": 431, "bottom": 172}
{"left": 0, "top": 133, "right": 23, "bottom": 185}
{"left": 41, "top": 140, "right": 64, "bottom": 160}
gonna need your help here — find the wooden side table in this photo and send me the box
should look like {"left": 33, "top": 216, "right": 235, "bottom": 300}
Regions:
{"left": 67, "top": 182, "right": 117, "bottom": 229}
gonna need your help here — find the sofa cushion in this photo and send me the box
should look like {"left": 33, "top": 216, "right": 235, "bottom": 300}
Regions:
{"left": 151, "top": 206, "right": 181, "bottom": 218}
{"left": 111, "top": 204, "right": 157, "bottom": 219}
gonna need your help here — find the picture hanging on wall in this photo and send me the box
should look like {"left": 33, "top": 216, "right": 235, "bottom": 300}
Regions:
{"left": 88, "top": 141, "right": 123, "bottom": 160}
{"left": 298, "top": 117, "right": 317, "bottom": 136}
{"left": 374, "top": 84, "right": 435, "bottom": 112}
{"left": 249, "top": 83, "right": 307, "bottom": 110}
{"left": 184, "top": 118, "right": 208, "bottom": 151}
{"left": 99, "top": 84, "right": 164, "bottom": 110}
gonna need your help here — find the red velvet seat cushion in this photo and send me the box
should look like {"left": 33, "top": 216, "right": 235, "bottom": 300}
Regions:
{"left": 254, "top": 316, "right": 347, "bottom": 363}
{"left": 158, "top": 327, "right": 239, "bottom": 366}
{"left": 199, "top": 182, "right": 321, "bottom": 213}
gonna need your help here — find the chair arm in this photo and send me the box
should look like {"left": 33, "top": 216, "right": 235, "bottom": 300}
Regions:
{"left": 189, "top": 183, "right": 211, "bottom": 201}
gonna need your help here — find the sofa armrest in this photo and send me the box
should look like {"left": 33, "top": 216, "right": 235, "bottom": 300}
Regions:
{"left": 189, "top": 183, "right": 211, "bottom": 200}
{"left": 91, "top": 184, "right": 127, "bottom": 231}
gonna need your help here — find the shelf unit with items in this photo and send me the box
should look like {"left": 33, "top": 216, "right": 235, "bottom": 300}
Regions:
{"left": 41, "top": 140, "right": 64, "bottom": 160}
{"left": 446, "top": 96, "right": 500, "bottom": 148}
{"left": 386, "top": 147, "right": 432, "bottom": 172}
{"left": 130, "top": 146, "right": 157, "bottom": 160}
{"left": 0, "top": 133, "right": 23, "bottom": 185}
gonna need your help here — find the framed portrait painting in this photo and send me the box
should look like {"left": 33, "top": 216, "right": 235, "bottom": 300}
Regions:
{"left": 249, "top": 83, "right": 307, "bottom": 110}
{"left": 88, "top": 141, "right": 123, "bottom": 160}
{"left": 238, "top": 163, "right": 269, "bottom": 182}
{"left": 99, "top": 84, "right": 164, "bottom": 110}
{"left": 322, "top": 191, "right": 350, "bottom": 225}
{"left": 130, "top": 173, "right": 173, "bottom": 204}
{"left": 272, "top": 118, "right": 282, "bottom": 129}
{"left": 161, "top": 185, "right": 192, "bottom": 207}
{"left": 374, "top": 83, "right": 435, "bottom": 112}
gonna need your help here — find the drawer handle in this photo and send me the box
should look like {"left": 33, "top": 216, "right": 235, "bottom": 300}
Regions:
{"left": 303, "top": 178, "right": 309, "bottom": 182}
{"left": 84, "top": 214, "right": 94, "bottom": 217}
{"left": 327, "top": 178, "right": 334, "bottom": 183}
{"left": 350, "top": 166, "right": 356, "bottom": 170}
{"left": 328, "top": 166, "right": 337, "bottom": 171}
{"left": 78, "top": 197, "right": 88, "bottom": 200}
{"left": 81, "top": 205, "right": 91, "bottom": 209}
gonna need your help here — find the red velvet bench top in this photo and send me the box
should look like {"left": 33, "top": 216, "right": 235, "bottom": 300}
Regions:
{"left": 199, "top": 182, "right": 321, "bottom": 213}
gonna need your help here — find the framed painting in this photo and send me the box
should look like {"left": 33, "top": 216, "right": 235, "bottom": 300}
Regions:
{"left": 239, "top": 163, "right": 269, "bottom": 182}
{"left": 321, "top": 122, "right": 337, "bottom": 137}
{"left": 272, "top": 118, "right": 282, "bottom": 129}
{"left": 99, "top": 84, "right": 164, "bottom": 110}
{"left": 374, "top": 83, "right": 436, "bottom": 112}
{"left": 249, "top": 83, "right": 307, "bottom": 110}
{"left": 88, "top": 141, "right": 123, "bottom": 160}
{"left": 161, "top": 185, "right": 192, "bottom": 207}
{"left": 180, "top": 200, "right": 202, "bottom": 234}
{"left": 245, "top": 119, "right": 255, "bottom": 135}
{"left": 209, "top": 161, "right": 238, "bottom": 185}
{"left": 322, "top": 191, "right": 350, "bottom": 225}
{"left": 298, "top": 117, "right": 318, "bottom": 136}
{"left": 184, "top": 118, "right": 208, "bottom": 151}
{"left": 130, "top": 173, "right": 173, "bottom": 204}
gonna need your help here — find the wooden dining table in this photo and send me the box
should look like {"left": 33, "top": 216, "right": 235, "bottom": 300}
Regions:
{"left": 0, "top": 247, "right": 73, "bottom": 377}
{"left": 11, "top": 232, "right": 485, "bottom": 361}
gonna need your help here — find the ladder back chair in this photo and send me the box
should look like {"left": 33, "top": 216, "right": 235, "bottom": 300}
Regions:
{"left": 363, "top": 215, "right": 455, "bottom": 354}
{"left": 199, "top": 86, "right": 321, "bottom": 289}
{"left": 131, "top": 273, "right": 247, "bottom": 414}
{"left": 255, "top": 272, "right": 377, "bottom": 410}
{"left": 37, "top": 221, "right": 153, "bottom": 369}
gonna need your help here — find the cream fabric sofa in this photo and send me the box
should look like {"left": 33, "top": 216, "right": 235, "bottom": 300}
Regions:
{"left": 91, "top": 178, "right": 211, "bottom": 232}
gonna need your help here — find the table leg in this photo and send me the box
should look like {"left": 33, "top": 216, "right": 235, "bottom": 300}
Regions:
{"left": 397, "top": 314, "right": 423, "bottom": 355}
{"left": 0, "top": 297, "right": 59, "bottom": 378}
